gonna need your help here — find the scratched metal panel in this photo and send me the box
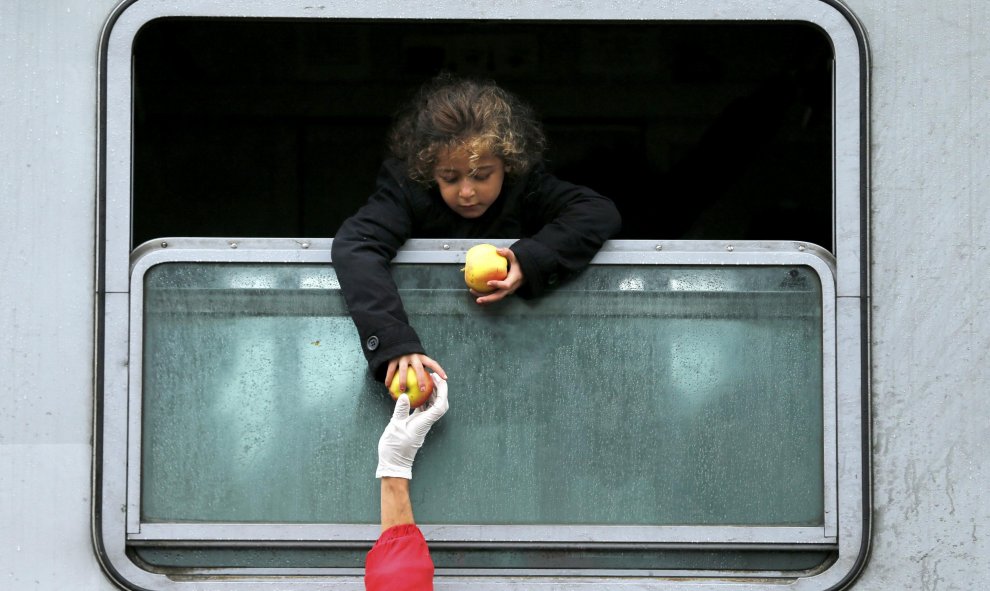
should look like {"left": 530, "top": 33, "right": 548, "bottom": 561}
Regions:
{"left": 844, "top": 0, "right": 990, "bottom": 588}
{"left": 23, "top": 0, "right": 987, "bottom": 590}
{"left": 0, "top": 0, "right": 122, "bottom": 590}
{"left": 1, "top": 445, "right": 116, "bottom": 590}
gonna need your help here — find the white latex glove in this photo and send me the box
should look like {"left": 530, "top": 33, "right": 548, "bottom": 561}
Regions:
{"left": 376, "top": 373, "right": 449, "bottom": 479}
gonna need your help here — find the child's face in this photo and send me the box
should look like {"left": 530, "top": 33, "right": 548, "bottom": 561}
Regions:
{"left": 433, "top": 148, "right": 505, "bottom": 219}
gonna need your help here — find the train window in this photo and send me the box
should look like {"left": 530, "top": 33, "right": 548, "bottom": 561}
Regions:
{"left": 124, "top": 239, "right": 837, "bottom": 573}
{"left": 129, "top": 19, "right": 834, "bottom": 250}
{"left": 98, "top": 1, "right": 868, "bottom": 590}
{"left": 132, "top": 241, "right": 833, "bottom": 532}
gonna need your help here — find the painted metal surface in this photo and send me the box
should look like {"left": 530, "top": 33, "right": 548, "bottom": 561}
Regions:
{"left": 851, "top": 0, "right": 990, "bottom": 588}
{"left": 1, "top": 1, "right": 120, "bottom": 590}
{"left": 1, "top": 0, "right": 987, "bottom": 590}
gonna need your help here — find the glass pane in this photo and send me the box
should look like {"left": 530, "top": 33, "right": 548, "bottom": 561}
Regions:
{"left": 141, "top": 261, "right": 823, "bottom": 527}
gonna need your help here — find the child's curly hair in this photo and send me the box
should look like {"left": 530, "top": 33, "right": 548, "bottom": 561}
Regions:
{"left": 389, "top": 75, "right": 547, "bottom": 185}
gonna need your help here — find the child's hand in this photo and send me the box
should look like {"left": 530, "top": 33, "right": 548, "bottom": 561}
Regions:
{"left": 385, "top": 353, "right": 447, "bottom": 394}
{"left": 472, "top": 247, "right": 525, "bottom": 305}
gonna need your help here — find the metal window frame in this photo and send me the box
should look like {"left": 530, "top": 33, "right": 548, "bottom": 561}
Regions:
{"left": 124, "top": 238, "right": 838, "bottom": 550}
{"left": 96, "top": 1, "right": 870, "bottom": 589}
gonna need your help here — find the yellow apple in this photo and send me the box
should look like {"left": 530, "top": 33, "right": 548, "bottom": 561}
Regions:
{"left": 388, "top": 367, "right": 435, "bottom": 409}
{"left": 463, "top": 244, "right": 508, "bottom": 293}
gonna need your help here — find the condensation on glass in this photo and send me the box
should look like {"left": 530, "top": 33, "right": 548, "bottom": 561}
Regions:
{"left": 140, "top": 259, "right": 825, "bottom": 529}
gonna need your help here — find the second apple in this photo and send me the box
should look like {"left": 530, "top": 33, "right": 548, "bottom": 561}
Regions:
{"left": 463, "top": 243, "right": 508, "bottom": 293}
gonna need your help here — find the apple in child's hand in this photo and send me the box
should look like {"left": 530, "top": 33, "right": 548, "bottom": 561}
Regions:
{"left": 463, "top": 244, "right": 508, "bottom": 293}
{"left": 388, "top": 367, "right": 435, "bottom": 409}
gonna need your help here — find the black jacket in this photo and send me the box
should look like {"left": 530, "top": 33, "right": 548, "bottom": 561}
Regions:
{"left": 331, "top": 158, "right": 621, "bottom": 380}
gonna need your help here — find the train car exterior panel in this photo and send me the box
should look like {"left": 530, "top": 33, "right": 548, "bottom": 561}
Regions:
{"left": 1, "top": 0, "right": 988, "bottom": 589}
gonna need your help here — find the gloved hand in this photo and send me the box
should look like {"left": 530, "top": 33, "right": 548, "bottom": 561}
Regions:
{"left": 376, "top": 373, "right": 449, "bottom": 479}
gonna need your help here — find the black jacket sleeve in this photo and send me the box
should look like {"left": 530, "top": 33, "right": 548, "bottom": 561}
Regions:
{"left": 331, "top": 162, "right": 426, "bottom": 381}
{"left": 510, "top": 170, "right": 622, "bottom": 298}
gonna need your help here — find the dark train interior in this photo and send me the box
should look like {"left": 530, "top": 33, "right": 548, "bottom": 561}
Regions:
{"left": 132, "top": 19, "right": 833, "bottom": 250}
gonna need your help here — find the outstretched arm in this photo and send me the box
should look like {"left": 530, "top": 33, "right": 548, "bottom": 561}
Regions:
{"left": 380, "top": 477, "right": 414, "bottom": 532}
{"left": 375, "top": 373, "right": 449, "bottom": 521}
{"left": 332, "top": 160, "right": 427, "bottom": 382}
{"left": 366, "top": 375, "right": 449, "bottom": 591}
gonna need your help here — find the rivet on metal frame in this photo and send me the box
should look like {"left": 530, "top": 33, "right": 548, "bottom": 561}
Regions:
{"left": 655, "top": 244, "right": 663, "bottom": 251}
{"left": 443, "top": 243, "right": 450, "bottom": 250}
{"left": 726, "top": 245, "right": 734, "bottom": 252}
{"left": 160, "top": 241, "right": 168, "bottom": 248}
{"left": 229, "top": 241, "right": 238, "bottom": 249}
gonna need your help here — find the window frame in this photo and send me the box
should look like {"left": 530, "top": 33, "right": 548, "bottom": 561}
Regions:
{"left": 124, "top": 238, "right": 838, "bottom": 552}
{"left": 96, "top": 0, "right": 870, "bottom": 589}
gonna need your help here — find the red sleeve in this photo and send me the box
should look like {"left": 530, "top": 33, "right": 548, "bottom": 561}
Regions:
{"left": 365, "top": 524, "right": 433, "bottom": 591}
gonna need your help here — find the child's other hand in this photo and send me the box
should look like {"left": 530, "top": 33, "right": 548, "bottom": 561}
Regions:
{"left": 472, "top": 247, "right": 525, "bottom": 305}
{"left": 385, "top": 353, "right": 447, "bottom": 394}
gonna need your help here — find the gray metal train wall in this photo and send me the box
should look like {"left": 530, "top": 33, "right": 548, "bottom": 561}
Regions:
{"left": 2, "top": 0, "right": 987, "bottom": 589}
